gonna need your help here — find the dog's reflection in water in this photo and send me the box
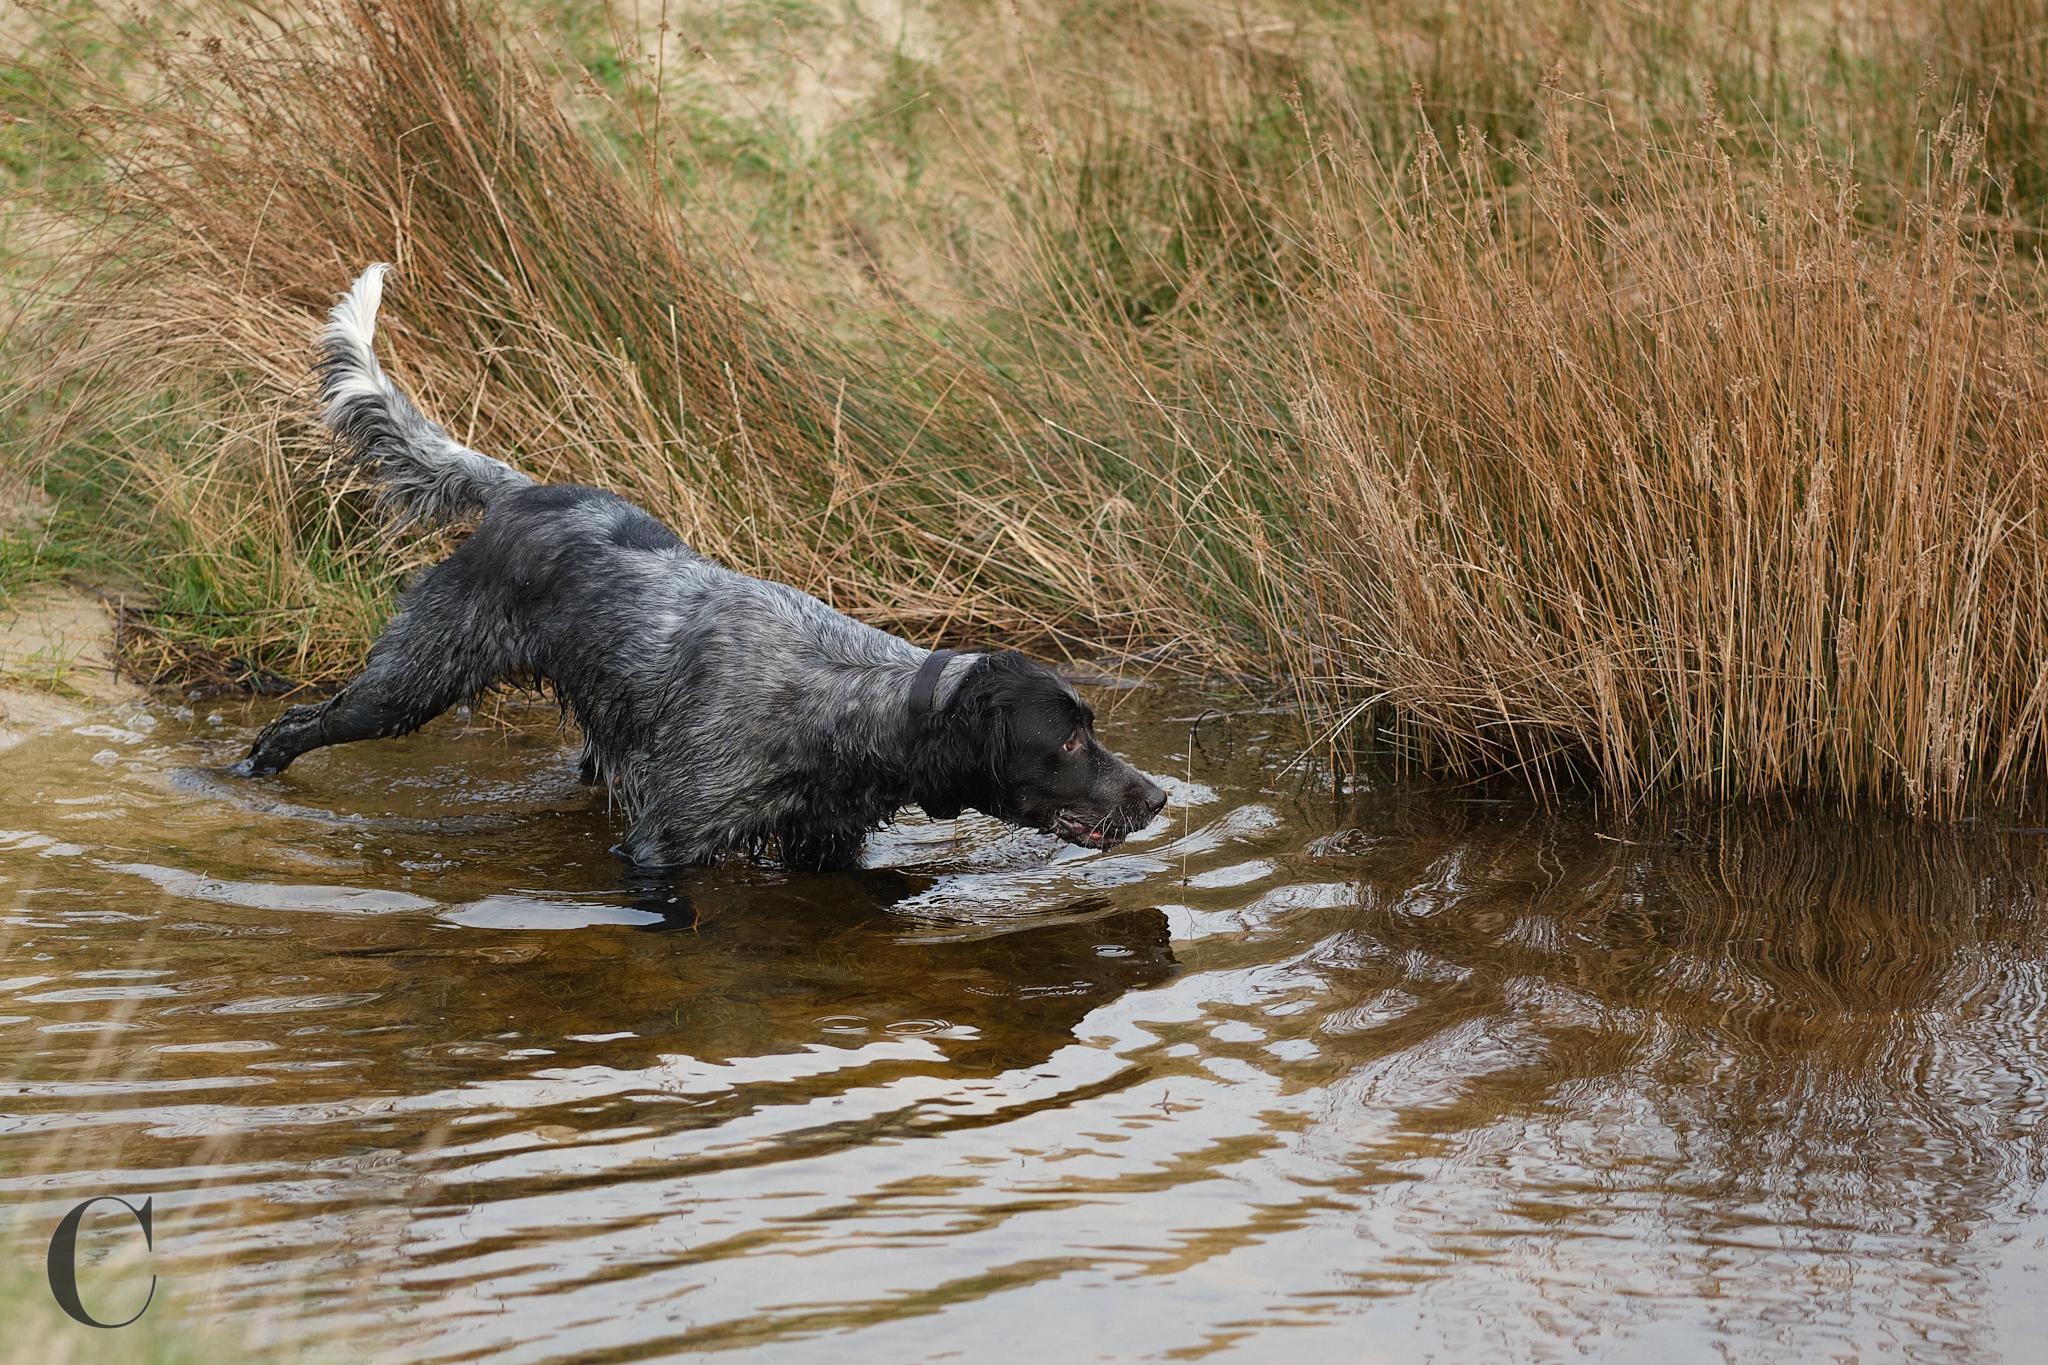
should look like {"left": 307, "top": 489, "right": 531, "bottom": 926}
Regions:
{"left": 397, "top": 866, "right": 1178, "bottom": 1078}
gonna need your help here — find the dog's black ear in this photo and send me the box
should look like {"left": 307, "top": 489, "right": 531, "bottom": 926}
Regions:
{"left": 907, "top": 717, "right": 977, "bottom": 819}
{"left": 908, "top": 655, "right": 1008, "bottom": 819}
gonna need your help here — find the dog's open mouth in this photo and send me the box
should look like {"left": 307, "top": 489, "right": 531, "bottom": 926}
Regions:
{"left": 1055, "top": 813, "right": 1121, "bottom": 850}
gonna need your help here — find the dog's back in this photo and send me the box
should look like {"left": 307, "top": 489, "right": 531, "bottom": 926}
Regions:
{"left": 437, "top": 479, "right": 920, "bottom": 839}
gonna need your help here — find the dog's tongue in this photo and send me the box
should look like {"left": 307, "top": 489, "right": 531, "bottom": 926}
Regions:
{"left": 1057, "top": 814, "right": 1109, "bottom": 848}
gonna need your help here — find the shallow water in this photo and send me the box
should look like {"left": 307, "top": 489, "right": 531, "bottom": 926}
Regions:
{"left": 5, "top": 682, "right": 2048, "bottom": 1362}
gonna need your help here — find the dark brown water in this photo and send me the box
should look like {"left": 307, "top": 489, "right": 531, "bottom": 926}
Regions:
{"left": 6, "top": 683, "right": 2048, "bottom": 1362}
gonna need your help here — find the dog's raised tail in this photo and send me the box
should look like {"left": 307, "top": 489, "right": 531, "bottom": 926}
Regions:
{"left": 315, "top": 263, "right": 532, "bottom": 527}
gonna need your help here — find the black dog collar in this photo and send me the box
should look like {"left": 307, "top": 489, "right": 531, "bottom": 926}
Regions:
{"left": 908, "top": 648, "right": 960, "bottom": 723}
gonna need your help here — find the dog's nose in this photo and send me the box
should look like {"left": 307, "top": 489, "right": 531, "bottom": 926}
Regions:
{"left": 1136, "top": 776, "right": 1168, "bottom": 820}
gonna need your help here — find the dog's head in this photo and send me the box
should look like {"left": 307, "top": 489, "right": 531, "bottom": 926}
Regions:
{"left": 912, "top": 652, "right": 1168, "bottom": 850}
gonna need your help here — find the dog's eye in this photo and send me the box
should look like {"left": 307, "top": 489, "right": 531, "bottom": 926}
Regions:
{"left": 1061, "top": 733, "right": 1083, "bottom": 754}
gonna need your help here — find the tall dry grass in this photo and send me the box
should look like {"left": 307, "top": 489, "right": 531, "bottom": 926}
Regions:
{"left": 12, "top": 0, "right": 2048, "bottom": 815}
{"left": 1283, "top": 103, "right": 2048, "bottom": 815}
{"left": 12, "top": 0, "right": 1190, "bottom": 678}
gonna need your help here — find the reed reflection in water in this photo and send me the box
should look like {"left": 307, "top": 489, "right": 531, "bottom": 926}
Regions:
{"left": 1262, "top": 801, "right": 2048, "bottom": 1359}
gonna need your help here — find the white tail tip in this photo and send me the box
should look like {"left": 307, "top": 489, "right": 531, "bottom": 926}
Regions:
{"left": 329, "top": 262, "right": 394, "bottom": 351}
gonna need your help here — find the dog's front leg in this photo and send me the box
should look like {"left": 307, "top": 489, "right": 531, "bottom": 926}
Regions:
{"left": 230, "top": 554, "right": 507, "bottom": 778}
{"left": 232, "top": 675, "right": 453, "bottom": 777}
{"left": 234, "top": 700, "right": 335, "bottom": 776}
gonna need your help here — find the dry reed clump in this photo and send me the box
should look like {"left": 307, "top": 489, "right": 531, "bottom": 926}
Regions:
{"left": 1287, "top": 102, "right": 2048, "bottom": 815}
{"left": 14, "top": 0, "right": 1171, "bottom": 679}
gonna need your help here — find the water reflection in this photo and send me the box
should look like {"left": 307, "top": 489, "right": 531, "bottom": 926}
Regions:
{"left": 4, "top": 697, "right": 2048, "bottom": 1360}
{"left": 1281, "top": 803, "right": 2048, "bottom": 1359}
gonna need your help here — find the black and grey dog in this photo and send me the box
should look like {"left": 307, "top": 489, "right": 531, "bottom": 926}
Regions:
{"left": 232, "top": 265, "right": 1168, "bottom": 870}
